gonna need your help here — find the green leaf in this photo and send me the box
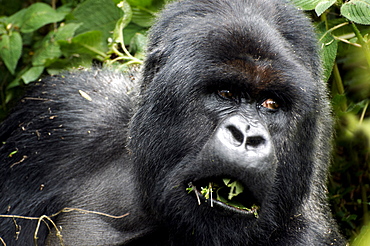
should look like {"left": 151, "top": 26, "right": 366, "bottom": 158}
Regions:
{"left": 315, "top": 0, "right": 336, "bottom": 16}
{"left": 130, "top": 33, "right": 147, "bottom": 60}
{"left": 0, "top": 31, "right": 22, "bottom": 75}
{"left": 127, "top": 0, "right": 152, "bottom": 7}
{"left": 32, "top": 40, "right": 61, "bottom": 66}
{"left": 54, "top": 23, "right": 82, "bottom": 41}
{"left": 341, "top": 0, "right": 370, "bottom": 25}
{"left": 59, "top": 31, "right": 107, "bottom": 60}
{"left": 331, "top": 94, "right": 348, "bottom": 115}
{"left": 290, "top": 0, "right": 321, "bottom": 10}
{"left": 20, "top": 3, "right": 66, "bottom": 33}
{"left": 21, "top": 66, "right": 44, "bottom": 84}
{"left": 7, "top": 8, "right": 27, "bottom": 28}
{"left": 316, "top": 22, "right": 338, "bottom": 82}
{"left": 131, "top": 7, "right": 154, "bottom": 27}
{"left": 223, "top": 179, "right": 244, "bottom": 200}
{"left": 67, "top": 0, "right": 122, "bottom": 41}
{"left": 56, "top": 4, "right": 73, "bottom": 16}
{"left": 32, "top": 23, "right": 81, "bottom": 67}
{"left": 46, "top": 55, "right": 93, "bottom": 74}
{"left": 123, "top": 23, "right": 146, "bottom": 46}
{"left": 186, "top": 187, "right": 194, "bottom": 193}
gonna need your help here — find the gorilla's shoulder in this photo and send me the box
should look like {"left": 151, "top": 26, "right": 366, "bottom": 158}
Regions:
{"left": 28, "top": 68, "right": 139, "bottom": 117}
{"left": 1, "top": 68, "right": 139, "bottom": 139}
{"left": 0, "top": 69, "right": 138, "bottom": 175}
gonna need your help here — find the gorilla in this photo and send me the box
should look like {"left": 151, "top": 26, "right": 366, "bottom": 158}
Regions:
{"left": 0, "top": 0, "right": 345, "bottom": 245}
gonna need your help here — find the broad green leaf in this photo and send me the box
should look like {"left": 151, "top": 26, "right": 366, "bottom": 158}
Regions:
{"left": 56, "top": 4, "right": 73, "bottom": 16}
{"left": 0, "top": 32, "right": 22, "bottom": 74}
{"left": 341, "top": 0, "right": 370, "bottom": 25}
{"left": 53, "top": 23, "right": 82, "bottom": 41}
{"left": 352, "top": 218, "right": 370, "bottom": 246}
{"left": 316, "top": 22, "right": 338, "bottom": 82}
{"left": 60, "top": 31, "right": 106, "bottom": 60}
{"left": 7, "top": 8, "right": 27, "bottom": 28}
{"left": 20, "top": 3, "right": 66, "bottom": 33}
{"left": 72, "top": 31, "right": 107, "bottom": 55}
{"left": 32, "top": 23, "right": 81, "bottom": 67}
{"left": 21, "top": 66, "right": 44, "bottom": 84}
{"left": 130, "top": 33, "right": 147, "bottom": 60}
{"left": 46, "top": 55, "right": 94, "bottom": 74}
{"left": 315, "top": 0, "right": 336, "bottom": 16}
{"left": 127, "top": 0, "right": 152, "bottom": 7}
{"left": 131, "top": 7, "right": 154, "bottom": 27}
{"left": 32, "top": 40, "right": 61, "bottom": 66}
{"left": 290, "top": 0, "right": 321, "bottom": 10}
{"left": 123, "top": 23, "right": 146, "bottom": 46}
{"left": 67, "top": 0, "right": 122, "bottom": 41}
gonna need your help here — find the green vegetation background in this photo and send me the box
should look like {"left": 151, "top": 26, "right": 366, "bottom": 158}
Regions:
{"left": 0, "top": 0, "right": 369, "bottom": 244}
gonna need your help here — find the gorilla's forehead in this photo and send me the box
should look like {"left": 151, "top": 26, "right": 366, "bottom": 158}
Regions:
{"left": 223, "top": 59, "right": 277, "bottom": 87}
{"left": 149, "top": 0, "right": 318, "bottom": 75}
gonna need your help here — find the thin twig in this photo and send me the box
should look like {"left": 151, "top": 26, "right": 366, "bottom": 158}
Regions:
{"left": 209, "top": 182, "right": 213, "bottom": 207}
{"left": 0, "top": 208, "right": 129, "bottom": 246}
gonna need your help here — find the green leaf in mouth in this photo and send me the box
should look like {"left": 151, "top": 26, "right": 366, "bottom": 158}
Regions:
{"left": 187, "top": 179, "right": 259, "bottom": 218}
{"left": 222, "top": 178, "right": 244, "bottom": 200}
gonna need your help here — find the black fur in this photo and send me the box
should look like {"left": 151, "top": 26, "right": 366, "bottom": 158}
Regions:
{"left": 1, "top": 0, "right": 345, "bottom": 245}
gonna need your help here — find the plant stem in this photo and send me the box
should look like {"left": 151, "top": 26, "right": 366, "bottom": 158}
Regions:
{"left": 332, "top": 63, "right": 347, "bottom": 111}
{"left": 351, "top": 22, "right": 370, "bottom": 69}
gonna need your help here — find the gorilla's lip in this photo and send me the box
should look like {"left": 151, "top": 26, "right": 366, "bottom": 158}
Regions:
{"left": 187, "top": 178, "right": 260, "bottom": 217}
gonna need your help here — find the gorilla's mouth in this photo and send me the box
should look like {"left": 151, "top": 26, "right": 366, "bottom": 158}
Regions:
{"left": 187, "top": 178, "right": 260, "bottom": 217}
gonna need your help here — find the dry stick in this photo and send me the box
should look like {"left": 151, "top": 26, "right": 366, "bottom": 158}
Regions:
{"left": 195, "top": 189, "right": 201, "bottom": 205}
{"left": 0, "top": 208, "right": 129, "bottom": 245}
{"left": 0, "top": 237, "right": 6, "bottom": 246}
{"left": 189, "top": 182, "right": 201, "bottom": 205}
{"left": 34, "top": 215, "right": 63, "bottom": 246}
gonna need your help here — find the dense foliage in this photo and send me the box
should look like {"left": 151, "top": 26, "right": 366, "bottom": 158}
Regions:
{"left": 289, "top": 1, "right": 370, "bottom": 245}
{"left": 0, "top": 0, "right": 369, "bottom": 244}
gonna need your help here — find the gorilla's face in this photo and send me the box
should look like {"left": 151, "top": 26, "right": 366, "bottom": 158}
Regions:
{"left": 129, "top": 0, "right": 324, "bottom": 242}
{"left": 131, "top": 54, "right": 316, "bottom": 236}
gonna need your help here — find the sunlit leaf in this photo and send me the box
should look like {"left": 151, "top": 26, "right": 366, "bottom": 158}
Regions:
{"left": 0, "top": 32, "right": 22, "bottom": 74}
{"left": 341, "top": 0, "right": 370, "bottom": 25}
{"left": 315, "top": 0, "right": 336, "bottom": 16}
{"left": 290, "top": 0, "right": 321, "bottom": 10}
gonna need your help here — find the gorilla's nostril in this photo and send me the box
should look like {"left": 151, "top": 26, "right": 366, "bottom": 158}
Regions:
{"left": 226, "top": 125, "right": 244, "bottom": 145}
{"left": 246, "top": 136, "right": 265, "bottom": 148}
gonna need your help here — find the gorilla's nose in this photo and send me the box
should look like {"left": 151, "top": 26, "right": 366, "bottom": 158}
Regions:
{"left": 222, "top": 115, "right": 267, "bottom": 150}
{"left": 212, "top": 114, "right": 273, "bottom": 170}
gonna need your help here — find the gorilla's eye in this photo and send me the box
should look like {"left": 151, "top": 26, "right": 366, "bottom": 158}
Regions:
{"left": 218, "top": 90, "right": 238, "bottom": 102}
{"left": 261, "top": 98, "right": 279, "bottom": 110}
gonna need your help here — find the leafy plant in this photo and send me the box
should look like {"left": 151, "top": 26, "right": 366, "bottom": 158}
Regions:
{"left": 0, "top": 0, "right": 168, "bottom": 119}
{"left": 292, "top": 0, "right": 370, "bottom": 243}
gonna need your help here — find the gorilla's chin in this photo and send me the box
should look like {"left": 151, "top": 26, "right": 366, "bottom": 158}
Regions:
{"left": 188, "top": 178, "right": 261, "bottom": 217}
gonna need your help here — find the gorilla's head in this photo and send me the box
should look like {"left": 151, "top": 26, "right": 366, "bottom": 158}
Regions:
{"left": 129, "top": 0, "right": 332, "bottom": 244}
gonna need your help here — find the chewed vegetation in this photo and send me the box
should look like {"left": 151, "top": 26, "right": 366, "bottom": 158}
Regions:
{"left": 187, "top": 179, "right": 259, "bottom": 218}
